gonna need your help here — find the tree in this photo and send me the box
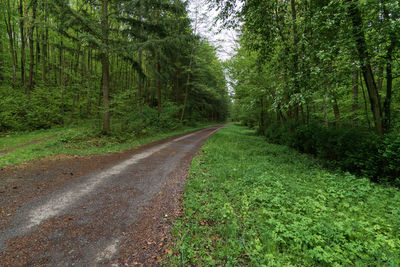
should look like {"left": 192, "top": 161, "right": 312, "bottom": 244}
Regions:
{"left": 0, "top": 0, "right": 229, "bottom": 132}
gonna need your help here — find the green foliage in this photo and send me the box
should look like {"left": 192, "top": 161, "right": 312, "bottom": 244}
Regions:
{"left": 0, "top": 122, "right": 218, "bottom": 167}
{"left": 264, "top": 122, "right": 400, "bottom": 187}
{"left": 0, "top": 86, "right": 62, "bottom": 131}
{"left": 167, "top": 125, "right": 400, "bottom": 266}
{"left": 221, "top": 0, "right": 399, "bottom": 187}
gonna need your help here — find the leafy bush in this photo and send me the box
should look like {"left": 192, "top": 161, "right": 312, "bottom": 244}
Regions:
{"left": 264, "top": 122, "right": 400, "bottom": 187}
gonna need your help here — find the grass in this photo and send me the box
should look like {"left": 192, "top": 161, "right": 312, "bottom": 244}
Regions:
{"left": 0, "top": 127, "right": 66, "bottom": 151}
{"left": 0, "top": 123, "right": 218, "bottom": 168}
{"left": 167, "top": 125, "right": 400, "bottom": 266}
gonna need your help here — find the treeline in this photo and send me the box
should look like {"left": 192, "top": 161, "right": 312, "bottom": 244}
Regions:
{"left": 214, "top": 0, "right": 400, "bottom": 185}
{"left": 0, "top": 0, "right": 229, "bottom": 133}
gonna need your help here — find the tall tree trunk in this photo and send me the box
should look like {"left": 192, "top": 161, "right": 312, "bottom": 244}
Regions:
{"left": 138, "top": 50, "right": 143, "bottom": 122}
{"left": 360, "top": 72, "right": 371, "bottom": 129}
{"left": 0, "top": 32, "right": 3, "bottom": 83}
{"left": 5, "top": 0, "right": 17, "bottom": 85}
{"left": 35, "top": 25, "right": 40, "bottom": 77}
{"left": 290, "top": 0, "right": 300, "bottom": 122}
{"left": 41, "top": 31, "right": 47, "bottom": 82}
{"left": 156, "top": 59, "right": 161, "bottom": 117}
{"left": 19, "top": 0, "right": 26, "bottom": 86}
{"left": 27, "top": 0, "right": 37, "bottom": 95}
{"left": 145, "top": 79, "right": 149, "bottom": 104}
{"left": 85, "top": 49, "right": 91, "bottom": 118}
{"left": 0, "top": 37, "right": 4, "bottom": 83}
{"left": 347, "top": 0, "right": 383, "bottom": 134}
{"left": 352, "top": 70, "right": 359, "bottom": 112}
{"left": 101, "top": 0, "right": 110, "bottom": 134}
{"left": 58, "top": 36, "right": 63, "bottom": 86}
{"left": 377, "top": 65, "right": 384, "bottom": 91}
{"left": 41, "top": 5, "right": 47, "bottom": 82}
{"left": 382, "top": 6, "right": 395, "bottom": 133}
{"left": 60, "top": 49, "right": 65, "bottom": 125}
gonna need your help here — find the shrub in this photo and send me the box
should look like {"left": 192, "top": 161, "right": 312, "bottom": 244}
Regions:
{"left": 264, "top": 122, "right": 400, "bottom": 187}
{"left": 0, "top": 86, "right": 62, "bottom": 131}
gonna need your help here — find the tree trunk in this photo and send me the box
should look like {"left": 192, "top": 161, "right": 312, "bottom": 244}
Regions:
{"left": 41, "top": 6, "right": 47, "bottom": 82}
{"left": 60, "top": 50, "right": 65, "bottom": 125}
{"left": 85, "top": 49, "right": 92, "bottom": 118}
{"left": 41, "top": 25, "right": 47, "bottom": 82}
{"left": 382, "top": 6, "right": 395, "bottom": 133}
{"left": 0, "top": 37, "right": 3, "bottom": 83}
{"left": 156, "top": 59, "right": 161, "bottom": 118}
{"left": 138, "top": 50, "right": 143, "bottom": 122}
{"left": 290, "top": 0, "right": 300, "bottom": 122}
{"left": 5, "top": 0, "right": 17, "bottom": 85}
{"left": 352, "top": 70, "right": 358, "bottom": 112}
{"left": 58, "top": 36, "right": 63, "bottom": 85}
{"left": 377, "top": 65, "right": 384, "bottom": 91}
{"left": 360, "top": 72, "right": 371, "bottom": 129}
{"left": 19, "top": 0, "right": 26, "bottom": 86}
{"left": 145, "top": 79, "right": 149, "bottom": 105}
{"left": 347, "top": 0, "right": 383, "bottom": 134}
{"left": 383, "top": 52, "right": 393, "bottom": 133}
{"left": 101, "top": 0, "right": 111, "bottom": 134}
{"left": 27, "top": 0, "right": 37, "bottom": 95}
{"left": 35, "top": 25, "right": 40, "bottom": 77}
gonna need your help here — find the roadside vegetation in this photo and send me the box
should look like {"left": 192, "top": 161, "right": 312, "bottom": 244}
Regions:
{"left": 0, "top": 122, "right": 217, "bottom": 168}
{"left": 167, "top": 125, "right": 400, "bottom": 266}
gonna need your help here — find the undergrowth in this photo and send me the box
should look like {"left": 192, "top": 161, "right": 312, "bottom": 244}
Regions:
{"left": 0, "top": 122, "right": 218, "bottom": 168}
{"left": 167, "top": 125, "right": 400, "bottom": 266}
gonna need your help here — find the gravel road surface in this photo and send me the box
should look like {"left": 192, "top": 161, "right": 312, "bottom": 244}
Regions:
{"left": 0, "top": 126, "right": 223, "bottom": 266}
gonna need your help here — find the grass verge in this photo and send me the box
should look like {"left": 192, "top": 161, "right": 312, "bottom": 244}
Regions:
{"left": 167, "top": 125, "right": 400, "bottom": 266}
{"left": 0, "top": 123, "right": 218, "bottom": 168}
{"left": 0, "top": 127, "right": 66, "bottom": 151}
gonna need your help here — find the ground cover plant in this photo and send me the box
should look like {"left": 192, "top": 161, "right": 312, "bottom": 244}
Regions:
{"left": 0, "top": 128, "right": 65, "bottom": 151}
{"left": 264, "top": 122, "right": 400, "bottom": 187}
{"left": 0, "top": 122, "right": 217, "bottom": 168}
{"left": 167, "top": 125, "right": 400, "bottom": 266}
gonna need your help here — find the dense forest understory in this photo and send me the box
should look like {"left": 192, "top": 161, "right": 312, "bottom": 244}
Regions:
{"left": 167, "top": 125, "right": 400, "bottom": 265}
{"left": 0, "top": 0, "right": 229, "bottom": 136}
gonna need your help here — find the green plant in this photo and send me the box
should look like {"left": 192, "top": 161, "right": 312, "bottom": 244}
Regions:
{"left": 167, "top": 125, "right": 400, "bottom": 266}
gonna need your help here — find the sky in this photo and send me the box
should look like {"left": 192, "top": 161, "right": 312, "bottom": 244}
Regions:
{"left": 187, "top": 0, "right": 240, "bottom": 61}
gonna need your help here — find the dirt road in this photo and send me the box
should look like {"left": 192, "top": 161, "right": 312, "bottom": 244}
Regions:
{"left": 0, "top": 126, "right": 223, "bottom": 266}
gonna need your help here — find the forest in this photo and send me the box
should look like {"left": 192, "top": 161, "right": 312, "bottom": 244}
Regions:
{"left": 0, "top": 0, "right": 400, "bottom": 266}
{"left": 217, "top": 0, "right": 400, "bottom": 186}
{"left": 0, "top": 0, "right": 229, "bottom": 135}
